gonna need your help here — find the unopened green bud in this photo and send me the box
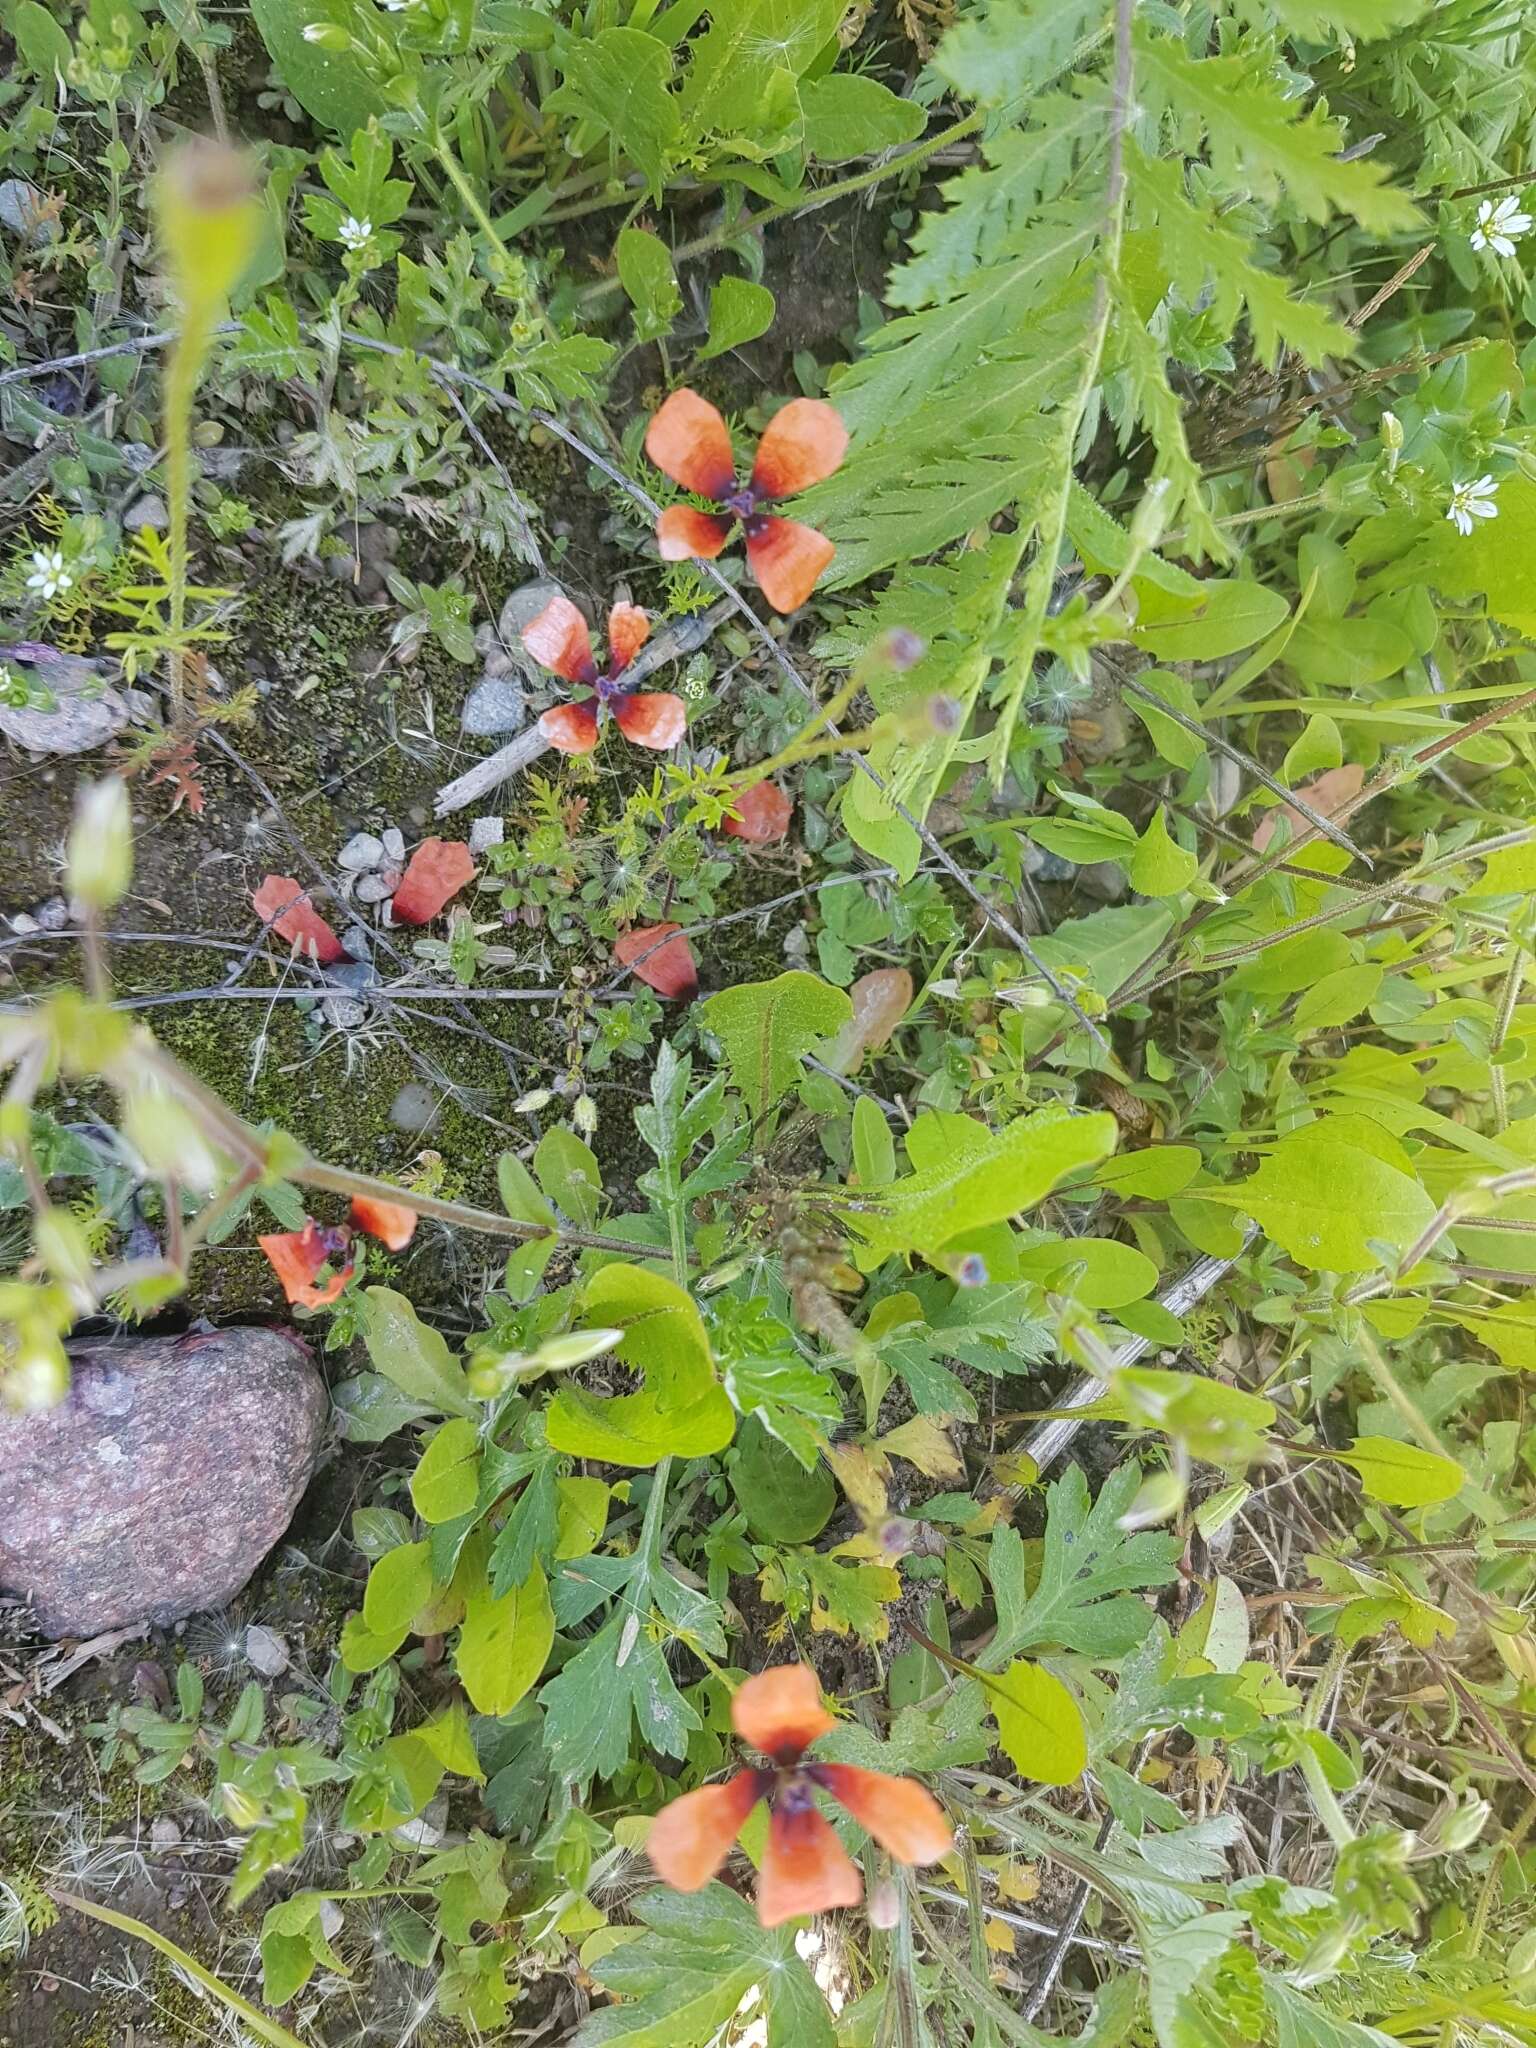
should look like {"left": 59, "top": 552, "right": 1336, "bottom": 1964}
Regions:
{"left": 67, "top": 778, "right": 133, "bottom": 910}
{"left": 536, "top": 1327, "right": 623, "bottom": 1372}
{"left": 121, "top": 1083, "right": 226, "bottom": 1193}
{"left": 301, "top": 18, "right": 351, "bottom": 45}
{"left": 1117, "top": 1469, "right": 1185, "bottom": 1531}
{"left": 572, "top": 1094, "right": 598, "bottom": 1136}
{"left": 1127, "top": 476, "right": 1172, "bottom": 554}
{"left": 5, "top": 1332, "right": 70, "bottom": 1411}
{"left": 221, "top": 1782, "right": 262, "bottom": 1828}
{"left": 467, "top": 1350, "right": 528, "bottom": 1398}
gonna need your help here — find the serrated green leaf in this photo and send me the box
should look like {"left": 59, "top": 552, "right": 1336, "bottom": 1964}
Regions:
{"left": 986, "top": 1464, "right": 1181, "bottom": 1662}
{"left": 700, "top": 971, "right": 852, "bottom": 1122}
{"left": 800, "top": 74, "right": 925, "bottom": 161}
{"left": 548, "top": 27, "right": 679, "bottom": 199}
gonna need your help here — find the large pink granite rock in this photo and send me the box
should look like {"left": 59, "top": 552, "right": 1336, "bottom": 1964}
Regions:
{"left": 0, "top": 1327, "right": 326, "bottom": 1638}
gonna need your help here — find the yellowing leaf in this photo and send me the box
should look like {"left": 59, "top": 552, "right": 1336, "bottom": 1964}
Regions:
{"left": 456, "top": 1558, "right": 554, "bottom": 1716}
{"left": 874, "top": 1416, "right": 964, "bottom": 1482}
{"left": 362, "top": 1539, "right": 433, "bottom": 1637}
{"left": 1337, "top": 1435, "right": 1464, "bottom": 1507}
{"left": 1206, "top": 1118, "right": 1435, "bottom": 1272}
{"left": 410, "top": 1417, "right": 482, "bottom": 1524}
{"left": 546, "top": 1264, "right": 735, "bottom": 1467}
{"left": 986, "top": 1660, "right": 1087, "bottom": 1785}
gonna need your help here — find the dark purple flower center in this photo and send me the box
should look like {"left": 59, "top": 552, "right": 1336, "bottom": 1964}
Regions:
{"left": 721, "top": 481, "right": 764, "bottom": 524}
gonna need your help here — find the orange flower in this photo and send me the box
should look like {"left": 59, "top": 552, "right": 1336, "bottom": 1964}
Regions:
{"left": 348, "top": 1195, "right": 418, "bottom": 1250}
{"left": 645, "top": 390, "right": 847, "bottom": 613}
{"left": 646, "top": 1663, "right": 952, "bottom": 1926}
{"left": 258, "top": 1221, "right": 354, "bottom": 1308}
{"left": 522, "top": 597, "right": 686, "bottom": 755}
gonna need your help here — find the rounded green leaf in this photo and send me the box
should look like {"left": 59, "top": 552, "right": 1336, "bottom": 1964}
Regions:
{"left": 362, "top": 1538, "right": 434, "bottom": 1637}
{"left": 987, "top": 1660, "right": 1087, "bottom": 1786}
{"left": 410, "top": 1417, "right": 483, "bottom": 1524}
{"left": 1337, "top": 1435, "right": 1464, "bottom": 1507}
{"left": 456, "top": 1558, "right": 554, "bottom": 1716}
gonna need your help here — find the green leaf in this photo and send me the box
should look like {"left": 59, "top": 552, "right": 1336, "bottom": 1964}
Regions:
{"left": 1264, "top": 1976, "right": 1401, "bottom": 2048}
{"left": 548, "top": 28, "right": 679, "bottom": 200}
{"left": 852, "top": 1095, "right": 896, "bottom": 1188}
{"left": 357, "top": 1288, "right": 477, "bottom": 1419}
{"left": 575, "top": 1883, "right": 835, "bottom": 2047}
{"left": 411, "top": 1418, "right": 483, "bottom": 1524}
{"left": 546, "top": 1264, "right": 734, "bottom": 1466}
{"left": 1135, "top": 25, "right": 1420, "bottom": 230}
{"left": 362, "top": 1540, "right": 434, "bottom": 1637}
{"left": 534, "top": 1125, "right": 603, "bottom": 1228}
{"left": 849, "top": 1105, "right": 1117, "bottom": 1260}
{"left": 456, "top": 1557, "right": 554, "bottom": 1716}
{"left": 986, "top": 1464, "right": 1181, "bottom": 1662}
{"left": 249, "top": 0, "right": 386, "bottom": 132}
{"left": 800, "top": 74, "right": 925, "bottom": 161}
{"left": 1127, "top": 806, "right": 1199, "bottom": 899}
{"left": 1210, "top": 1119, "right": 1436, "bottom": 1274}
{"left": 413, "top": 1702, "right": 485, "bottom": 1782}
{"left": 1130, "top": 578, "right": 1290, "bottom": 662}
{"left": 332, "top": 1372, "right": 440, "bottom": 1443}
{"left": 541, "top": 1620, "right": 702, "bottom": 1787}
{"left": 1335, "top": 1435, "right": 1464, "bottom": 1508}
{"left": 700, "top": 972, "right": 852, "bottom": 1122}
{"left": 1293, "top": 964, "right": 1383, "bottom": 1034}
{"left": 1266, "top": 0, "right": 1427, "bottom": 38}
{"left": 987, "top": 1659, "right": 1088, "bottom": 1786}
{"left": 730, "top": 1417, "right": 836, "bottom": 1542}
{"left": 10, "top": 0, "right": 73, "bottom": 78}
{"left": 1127, "top": 669, "right": 1207, "bottom": 770}
{"left": 680, "top": 0, "right": 844, "bottom": 140}
{"left": 698, "top": 275, "right": 776, "bottom": 360}
{"left": 617, "top": 227, "right": 682, "bottom": 344}
{"left": 497, "top": 1151, "right": 557, "bottom": 1232}
{"left": 934, "top": 0, "right": 1102, "bottom": 108}
{"left": 555, "top": 1475, "right": 611, "bottom": 1560}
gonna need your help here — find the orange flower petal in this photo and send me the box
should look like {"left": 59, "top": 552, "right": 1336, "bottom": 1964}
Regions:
{"left": 814, "top": 1765, "right": 953, "bottom": 1867}
{"left": 757, "top": 1801, "right": 862, "bottom": 1927}
{"left": 252, "top": 875, "right": 348, "bottom": 965}
{"left": 733, "top": 1664, "right": 835, "bottom": 1762}
{"left": 522, "top": 595, "right": 598, "bottom": 684}
{"left": 647, "top": 1771, "right": 765, "bottom": 1892}
{"left": 607, "top": 602, "right": 651, "bottom": 674}
{"left": 646, "top": 389, "right": 735, "bottom": 499}
{"left": 613, "top": 923, "right": 698, "bottom": 1000}
{"left": 540, "top": 702, "right": 601, "bottom": 755}
{"left": 614, "top": 691, "right": 686, "bottom": 750}
{"left": 656, "top": 505, "right": 733, "bottom": 562}
{"left": 391, "top": 839, "right": 476, "bottom": 924}
{"left": 745, "top": 517, "right": 835, "bottom": 613}
{"left": 258, "top": 1225, "right": 352, "bottom": 1309}
{"left": 751, "top": 398, "right": 848, "bottom": 499}
{"left": 721, "top": 782, "right": 792, "bottom": 843}
{"left": 348, "top": 1196, "right": 418, "bottom": 1252}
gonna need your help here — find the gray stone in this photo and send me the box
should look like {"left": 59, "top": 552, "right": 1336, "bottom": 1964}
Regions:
{"left": 0, "top": 646, "right": 129, "bottom": 757}
{"left": 244, "top": 1623, "right": 291, "bottom": 1676}
{"left": 124, "top": 494, "right": 168, "bottom": 532}
{"left": 321, "top": 995, "right": 367, "bottom": 1030}
{"left": 469, "top": 815, "right": 505, "bottom": 854}
{"left": 338, "top": 831, "right": 385, "bottom": 872}
{"left": 0, "top": 1328, "right": 326, "bottom": 1638}
{"left": 0, "top": 179, "right": 58, "bottom": 246}
{"left": 354, "top": 869, "right": 400, "bottom": 905}
{"left": 381, "top": 827, "right": 405, "bottom": 865}
{"left": 460, "top": 674, "right": 526, "bottom": 737}
{"left": 337, "top": 929, "right": 375, "bottom": 969}
{"left": 389, "top": 1081, "right": 438, "bottom": 1134}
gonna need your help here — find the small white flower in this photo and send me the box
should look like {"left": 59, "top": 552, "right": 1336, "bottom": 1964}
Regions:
{"left": 1470, "top": 193, "right": 1533, "bottom": 258}
{"left": 25, "top": 549, "right": 72, "bottom": 599}
{"left": 1446, "top": 473, "right": 1500, "bottom": 537}
{"left": 337, "top": 215, "right": 373, "bottom": 252}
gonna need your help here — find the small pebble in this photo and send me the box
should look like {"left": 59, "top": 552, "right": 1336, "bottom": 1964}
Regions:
{"left": 244, "top": 1623, "right": 290, "bottom": 1676}
{"left": 354, "top": 870, "right": 400, "bottom": 905}
{"left": 124, "top": 493, "right": 168, "bottom": 532}
{"left": 150, "top": 1817, "right": 183, "bottom": 1852}
{"left": 338, "top": 927, "right": 375, "bottom": 966}
{"left": 461, "top": 674, "right": 526, "bottom": 737}
{"left": 381, "top": 827, "right": 405, "bottom": 864}
{"left": 338, "top": 831, "right": 385, "bottom": 872}
{"left": 469, "top": 815, "right": 505, "bottom": 854}
{"left": 321, "top": 995, "right": 366, "bottom": 1030}
{"left": 390, "top": 1081, "right": 438, "bottom": 1134}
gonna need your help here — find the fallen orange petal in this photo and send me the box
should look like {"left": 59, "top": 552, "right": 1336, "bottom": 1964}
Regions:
{"left": 745, "top": 516, "right": 835, "bottom": 613}
{"left": 349, "top": 1195, "right": 418, "bottom": 1251}
{"left": 522, "top": 595, "right": 597, "bottom": 684}
{"left": 539, "top": 702, "right": 602, "bottom": 755}
{"left": 656, "top": 504, "right": 733, "bottom": 562}
{"left": 613, "top": 923, "right": 698, "bottom": 1000}
{"left": 607, "top": 602, "right": 651, "bottom": 674}
{"left": 751, "top": 398, "right": 848, "bottom": 499}
{"left": 646, "top": 389, "right": 735, "bottom": 499}
{"left": 733, "top": 1664, "right": 835, "bottom": 1762}
{"left": 258, "top": 1224, "right": 352, "bottom": 1308}
{"left": 757, "top": 1800, "right": 862, "bottom": 1926}
{"left": 721, "top": 782, "right": 792, "bottom": 843}
{"left": 252, "top": 875, "right": 348, "bottom": 965}
{"left": 647, "top": 1771, "right": 765, "bottom": 1892}
{"left": 613, "top": 691, "right": 686, "bottom": 750}
{"left": 391, "top": 839, "right": 476, "bottom": 924}
{"left": 815, "top": 1764, "right": 953, "bottom": 1867}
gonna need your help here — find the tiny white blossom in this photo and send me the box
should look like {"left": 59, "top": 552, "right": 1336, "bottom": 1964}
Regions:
{"left": 338, "top": 216, "right": 373, "bottom": 252}
{"left": 25, "top": 549, "right": 72, "bottom": 599}
{"left": 1446, "top": 473, "right": 1500, "bottom": 537}
{"left": 1470, "top": 194, "right": 1533, "bottom": 258}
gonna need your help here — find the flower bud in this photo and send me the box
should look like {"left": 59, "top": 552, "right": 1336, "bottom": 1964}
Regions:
{"left": 5, "top": 1331, "right": 70, "bottom": 1411}
{"left": 302, "top": 18, "right": 352, "bottom": 44}
{"left": 866, "top": 1879, "right": 900, "bottom": 1930}
{"left": 221, "top": 1782, "right": 262, "bottom": 1829}
{"left": 67, "top": 778, "right": 133, "bottom": 911}
{"left": 121, "top": 1083, "right": 226, "bottom": 1193}
{"left": 536, "top": 1327, "right": 623, "bottom": 1372}
{"left": 156, "top": 139, "right": 261, "bottom": 316}
{"left": 572, "top": 1094, "right": 598, "bottom": 1136}
{"left": 34, "top": 1205, "right": 95, "bottom": 1297}
{"left": 514, "top": 1088, "right": 554, "bottom": 1114}
{"left": 1117, "top": 1468, "right": 1185, "bottom": 1531}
